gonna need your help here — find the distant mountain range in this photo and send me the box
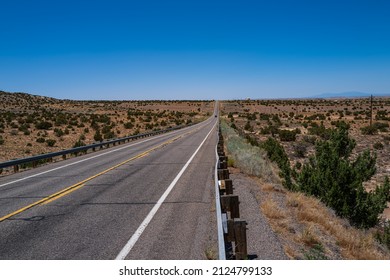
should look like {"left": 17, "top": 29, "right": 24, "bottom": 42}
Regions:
{"left": 312, "top": 91, "right": 390, "bottom": 99}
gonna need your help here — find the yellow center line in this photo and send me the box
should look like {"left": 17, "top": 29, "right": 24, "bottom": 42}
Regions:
{"left": 42, "top": 184, "right": 86, "bottom": 205}
{"left": 0, "top": 129, "right": 195, "bottom": 223}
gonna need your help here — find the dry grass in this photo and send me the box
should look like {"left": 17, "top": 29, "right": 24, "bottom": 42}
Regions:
{"left": 260, "top": 199, "right": 286, "bottom": 220}
{"left": 299, "top": 226, "right": 321, "bottom": 247}
{"left": 284, "top": 191, "right": 390, "bottom": 259}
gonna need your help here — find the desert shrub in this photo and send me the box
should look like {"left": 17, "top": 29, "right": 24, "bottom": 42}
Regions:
{"left": 54, "top": 128, "right": 64, "bottom": 137}
{"left": 244, "top": 121, "right": 253, "bottom": 132}
{"left": 104, "top": 131, "right": 115, "bottom": 139}
{"left": 93, "top": 130, "right": 103, "bottom": 142}
{"left": 260, "top": 125, "right": 279, "bottom": 135}
{"left": 279, "top": 129, "right": 297, "bottom": 142}
{"left": 46, "top": 139, "right": 56, "bottom": 147}
{"left": 101, "top": 125, "right": 111, "bottom": 134}
{"left": 373, "top": 142, "right": 384, "bottom": 150}
{"left": 36, "top": 137, "right": 45, "bottom": 143}
{"left": 35, "top": 121, "right": 53, "bottom": 130}
{"left": 55, "top": 114, "right": 68, "bottom": 126}
{"left": 361, "top": 122, "right": 390, "bottom": 135}
{"left": 261, "top": 137, "right": 294, "bottom": 189}
{"left": 124, "top": 122, "right": 134, "bottom": 129}
{"left": 361, "top": 125, "right": 377, "bottom": 135}
{"left": 73, "top": 139, "right": 86, "bottom": 148}
{"left": 308, "top": 123, "right": 332, "bottom": 139}
{"left": 296, "top": 127, "right": 390, "bottom": 228}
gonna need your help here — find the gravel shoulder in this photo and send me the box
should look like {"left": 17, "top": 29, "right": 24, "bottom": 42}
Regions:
{"left": 229, "top": 168, "right": 288, "bottom": 260}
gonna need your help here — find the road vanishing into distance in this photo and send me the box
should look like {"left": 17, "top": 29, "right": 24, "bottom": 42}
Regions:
{"left": 0, "top": 108, "right": 218, "bottom": 259}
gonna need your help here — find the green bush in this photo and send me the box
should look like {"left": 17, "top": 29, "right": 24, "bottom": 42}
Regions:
{"left": 46, "top": 139, "right": 56, "bottom": 147}
{"left": 94, "top": 130, "right": 103, "bottom": 142}
{"left": 36, "top": 137, "right": 45, "bottom": 143}
{"left": 373, "top": 142, "right": 384, "bottom": 150}
{"left": 73, "top": 139, "right": 86, "bottom": 148}
{"left": 279, "top": 129, "right": 297, "bottom": 142}
{"left": 124, "top": 122, "right": 134, "bottom": 129}
{"left": 35, "top": 121, "right": 53, "bottom": 130}
{"left": 261, "top": 137, "right": 294, "bottom": 189}
{"left": 361, "top": 122, "right": 390, "bottom": 135}
{"left": 296, "top": 127, "right": 390, "bottom": 228}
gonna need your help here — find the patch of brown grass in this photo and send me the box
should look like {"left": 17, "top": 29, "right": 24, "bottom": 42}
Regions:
{"left": 285, "top": 191, "right": 389, "bottom": 259}
{"left": 299, "top": 226, "right": 321, "bottom": 247}
{"left": 261, "top": 199, "right": 286, "bottom": 220}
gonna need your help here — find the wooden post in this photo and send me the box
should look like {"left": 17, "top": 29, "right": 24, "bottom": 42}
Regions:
{"left": 225, "top": 219, "right": 235, "bottom": 242}
{"left": 62, "top": 154, "right": 67, "bottom": 160}
{"left": 220, "top": 195, "right": 240, "bottom": 219}
{"left": 219, "top": 156, "right": 228, "bottom": 162}
{"left": 218, "top": 169, "right": 229, "bottom": 180}
{"left": 224, "top": 179, "right": 233, "bottom": 195}
{"left": 219, "top": 160, "right": 227, "bottom": 169}
{"left": 234, "top": 219, "right": 248, "bottom": 260}
{"left": 14, "top": 165, "right": 19, "bottom": 173}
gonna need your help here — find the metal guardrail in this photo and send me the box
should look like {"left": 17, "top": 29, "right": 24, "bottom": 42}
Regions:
{"left": 215, "top": 123, "right": 227, "bottom": 260}
{"left": 0, "top": 124, "right": 193, "bottom": 170}
{"left": 215, "top": 122, "right": 248, "bottom": 260}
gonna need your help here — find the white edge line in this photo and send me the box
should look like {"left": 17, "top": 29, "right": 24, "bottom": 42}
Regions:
{"left": 115, "top": 120, "right": 217, "bottom": 260}
{"left": 0, "top": 119, "right": 211, "bottom": 189}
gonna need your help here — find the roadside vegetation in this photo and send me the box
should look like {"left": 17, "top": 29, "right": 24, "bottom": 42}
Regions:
{"left": 220, "top": 97, "right": 390, "bottom": 259}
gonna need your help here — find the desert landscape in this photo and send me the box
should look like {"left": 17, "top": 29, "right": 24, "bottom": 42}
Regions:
{"left": 218, "top": 97, "right": 390, "bottom": 258}
{"left": 1, "top": 92, "right": 389, "bottom": 259}
{"left": 0, "top": 91, "right": 213, "bottom": 164}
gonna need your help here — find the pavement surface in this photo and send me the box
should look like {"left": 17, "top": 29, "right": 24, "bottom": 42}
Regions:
{"left": 0, "top": 115, "right": 218, "bottom": 260}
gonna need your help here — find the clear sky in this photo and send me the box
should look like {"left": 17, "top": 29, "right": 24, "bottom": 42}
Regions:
{"left": 1, "top": 0, "right": 390, "bottom": 100}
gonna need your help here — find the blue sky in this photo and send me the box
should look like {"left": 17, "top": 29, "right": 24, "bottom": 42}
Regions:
{"left": 1, "top": 0, "right": 390, "bottom": 100}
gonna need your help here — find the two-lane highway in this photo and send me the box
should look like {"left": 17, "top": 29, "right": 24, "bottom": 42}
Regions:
{"left": 0, "top": 114, "right": 218, "bottom": 259}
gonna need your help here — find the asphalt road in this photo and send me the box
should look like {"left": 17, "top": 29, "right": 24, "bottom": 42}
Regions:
{"left": 0, "top": 114, "right": 218, "bottom": 259}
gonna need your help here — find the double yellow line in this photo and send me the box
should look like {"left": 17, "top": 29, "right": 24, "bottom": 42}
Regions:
{"left": 0, "top": 132, "right": 186, "bottom": 223}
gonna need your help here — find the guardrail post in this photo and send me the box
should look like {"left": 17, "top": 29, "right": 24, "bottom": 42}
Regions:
{"left": 224, "top": 179, "right": 233, "bottom": 195}
{"left": 218, "top": 169, "right": 229, "bottom": 180}
{"left": 14, "top": 165, "right": 19, "bottom": 172}
{"left": 234, "top": 219, "right": 248, "bottom": 260}
{"left": 219, "top": 160, "right": 227, "bottom": 169}
{"left": 62, "top": 154, "right": 66, "bottom": 160}
{"left": 220, "top": 195, "right": 240, "bottom": 219}
{"left": 226, "top": 219, "right": 235, "bottom": 242}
